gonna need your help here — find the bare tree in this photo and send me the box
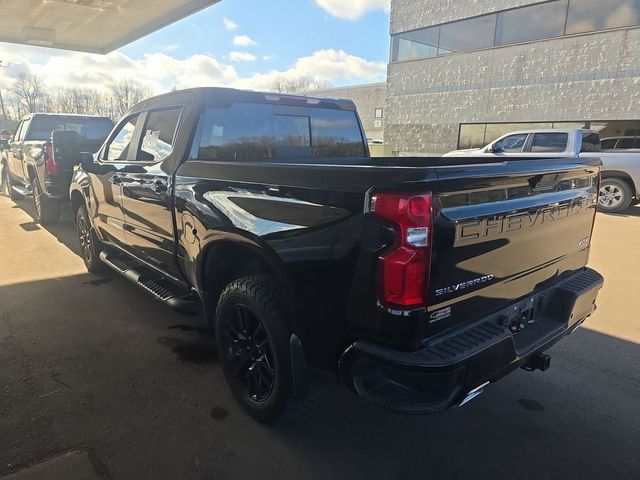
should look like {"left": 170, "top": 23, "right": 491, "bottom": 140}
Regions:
{"left": 12, "top": 72, "right": 46, "bottom": 113}
{"left": 107, "top": 79, "right": 152, "bottom": 119}
{"left": 270, "top": 76, "right": 330, "bottom": 94}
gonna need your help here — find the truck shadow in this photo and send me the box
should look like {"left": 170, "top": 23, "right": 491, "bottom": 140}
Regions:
{"left": 0, "top": 275, "right": 638, "bottom": 479}
{"left": 600, "top": 204, "right": 640, "bottom": 217}
{"left": 8, "top": 196, "right": 83, "bottom": 256}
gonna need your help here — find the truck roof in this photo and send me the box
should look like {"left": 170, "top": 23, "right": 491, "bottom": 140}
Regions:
{"left": 129, "top": 87, "right": 358, "bottom": 113}
{"left": 20, "top": 113, "right": 113, "bottom": 121}
{"left": 500, "top": 128, "right": 595, "bottom": 136}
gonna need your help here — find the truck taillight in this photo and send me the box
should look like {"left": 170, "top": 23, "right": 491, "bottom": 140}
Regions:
{"left": 43, "top": 142, "right": 57, "bottom": 175}
{"left": 371, "top": 192, "right": 433, "bottom": 308}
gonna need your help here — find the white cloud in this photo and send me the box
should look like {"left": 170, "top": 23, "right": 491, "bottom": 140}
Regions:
{"left": 315, "top": 0, "right": 390, "bottom": 20}
{"left": 229, "top": 51, "right": 257, "bottom": 62}
{"left": 262, "top": 55, "right": 274, "bottom": 61}
{"left": 223, "top": 17, "right": 238, "bottom": 30}
{"left": 162, "top": 44, "right": 181, "bottom": 52}
{"left": 233, "top": 35, "right": 258, "bottom": 47}
{"left": 231, "top": 49, "right": 386, "bottom": 91}
{"left": 0, "top": 44, "right": 385, "bottom": 96}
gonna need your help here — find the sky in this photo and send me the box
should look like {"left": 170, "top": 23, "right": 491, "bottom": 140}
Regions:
{"left": 0, "top": 0, "right": 391, "bottom": 95}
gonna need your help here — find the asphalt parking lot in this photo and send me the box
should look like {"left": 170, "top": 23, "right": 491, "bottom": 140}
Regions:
{"left": 0, "top": 195, "right": 639, "bottom": 480}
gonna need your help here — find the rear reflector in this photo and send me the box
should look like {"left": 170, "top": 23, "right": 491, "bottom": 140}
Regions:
{"left": 371, "top": 192, "right": 433, "bottom": 308}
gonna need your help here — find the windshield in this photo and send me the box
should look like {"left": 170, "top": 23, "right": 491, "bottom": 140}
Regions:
{"left": 26, "top": 116, "right": 113, "bottom": 142}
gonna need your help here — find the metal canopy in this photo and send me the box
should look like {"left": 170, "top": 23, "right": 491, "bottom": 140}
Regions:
{"left": 0, "top": 0, "right": 222, "bottom": 54}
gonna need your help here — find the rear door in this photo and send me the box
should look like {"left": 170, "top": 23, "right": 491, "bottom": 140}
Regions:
{"left": 428, "top": 158, "right": 599, "bottom": 334}
{"left": 120, "top": 106, "right": 184, "bottom": 279}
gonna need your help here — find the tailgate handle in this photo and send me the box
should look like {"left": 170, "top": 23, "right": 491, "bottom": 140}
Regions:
{"left": 529, "top": 174, "right": 561, "bottom": 192}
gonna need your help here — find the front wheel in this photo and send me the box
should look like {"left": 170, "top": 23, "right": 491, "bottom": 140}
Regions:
{"left": 76, "top": 205, "right": 105, "bottom": 273}
{"left": 598, "top": 178, "right": 632, "bottom": 213}
{"left": 1, "top": 165, "right": 21, "bottom": 200}
{"left": 31, "top": 177, "right": 60, "bottom": 224}
{"left": 215, "top": 275, "right": 293, "bottom": 423}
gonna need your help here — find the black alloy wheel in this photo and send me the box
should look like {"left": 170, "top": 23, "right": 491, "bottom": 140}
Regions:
{"left": 219, "top": 303, "right": 276, "bottom": 402}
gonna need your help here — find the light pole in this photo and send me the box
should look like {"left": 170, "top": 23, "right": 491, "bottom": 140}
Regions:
{"left": 0, "top": 60, "right": 10, "bottom": 127}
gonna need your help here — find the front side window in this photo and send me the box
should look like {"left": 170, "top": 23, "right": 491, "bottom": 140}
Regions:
{"left": 105, "top": 114, "right": 139, "bottom": 162}
{"left": 138, "top": 108, "right": 182, "bottom": 162}
{"left": 530, "top": 133, "right": 569, "bottom": 152}
{"left": 494, "top": 134, "right": 528, "bottom": 152}
{"left": 194, "top": 103, "right": 364, "bottom": 161}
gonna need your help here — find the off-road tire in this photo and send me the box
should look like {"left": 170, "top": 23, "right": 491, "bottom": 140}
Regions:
{"left": 215, "top": 275, "right": 293, "bottom": 423}
{"left": 76, "top": 204, "right": 105, "bottom": 273}
{"left": 31, "top": 177, "right": 60, "bottom": 224}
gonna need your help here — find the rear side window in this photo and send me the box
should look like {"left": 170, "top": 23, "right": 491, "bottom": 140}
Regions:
{"left": 617, "top": 138, "right": 636, "bottom": 149}
{"left": 137, "top": 108, "right": 182, "bottom": 162}
{"left": 530, "top": 133, "right": 568, "bottom": 152}
{"left": 193, "top": 103, "right": 365, "bottom": 160}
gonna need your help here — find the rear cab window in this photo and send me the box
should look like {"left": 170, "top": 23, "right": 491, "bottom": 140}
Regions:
{"left": 530, "top": 132, "right": 569, "bottom": 153}
{"left": 191, "top": 102, "right": 365, "bottom": 161}
{"left": 27, "top": 116, "right": 113, "bottom": 143}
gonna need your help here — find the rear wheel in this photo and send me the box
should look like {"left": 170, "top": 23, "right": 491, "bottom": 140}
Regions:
{"left": 31, "top": 177, "right": 60, "bottom": 224}
{"left": 215, "top": 275, "right": 292, "bottom": 423}
{"left": 76, "top": 204, "right": 105, "bottom": 273}
{"left": 598, "top": 178, "right": 632, "bottom": 213}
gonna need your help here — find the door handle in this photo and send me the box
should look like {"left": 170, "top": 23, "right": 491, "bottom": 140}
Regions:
{"left": 152, "top": 179, "right": 167, "bottom": 193}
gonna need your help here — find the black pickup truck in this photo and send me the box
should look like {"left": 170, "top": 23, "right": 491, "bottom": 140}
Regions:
{"left": 69, "top": 87, "right": 604, "bottom": 422}
{"left": 1, "top": 113, "right": 113, "bottom": 223}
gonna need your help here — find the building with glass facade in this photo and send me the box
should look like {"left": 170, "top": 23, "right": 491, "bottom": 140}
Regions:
{"left": 386, "top": 0, "right": 640, "bottom": 155}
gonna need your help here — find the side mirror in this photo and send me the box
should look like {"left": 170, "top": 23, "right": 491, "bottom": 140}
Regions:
{"left": 9, "top": 136, "right": 14, "bottom": 143}
{"left": 488, "top": 144, "right": 503, "bottom": 154}
{"left": 79, "top": 152, "right": 95, "bottom": 171}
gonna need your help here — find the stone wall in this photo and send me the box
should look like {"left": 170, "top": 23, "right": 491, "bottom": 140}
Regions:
{"left": 387, "top": 0, "right": 640, "bottom": 155}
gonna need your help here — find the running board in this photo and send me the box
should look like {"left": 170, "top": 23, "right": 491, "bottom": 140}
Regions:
{"left": 11, "top": 184, "right": 32, "bottom": 197}
{"left": 99, "top": 249, "right": 200, "bottom": 315}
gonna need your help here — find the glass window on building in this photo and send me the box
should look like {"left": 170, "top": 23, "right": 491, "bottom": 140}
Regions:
{"left": 566, "top": 0, "right": 640, "bottom": 34}
{"left": 391, "top": 26, "right": 439, "bottom": 61}
{"left": 374, "top": 108, "right": 383, "bottom": 119}
{"left": 458, "top": 124, "right": 487, "bottom": 149}
{"left": 438, "top": 14, "right": 496, "bottom": 54}
{"left": 496, "top": 0, "right": 568, "bottom": 45}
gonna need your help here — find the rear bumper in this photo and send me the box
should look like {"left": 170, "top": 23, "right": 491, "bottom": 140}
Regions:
{"left": 338, "top": 268, "right": 603, "bottom": 414}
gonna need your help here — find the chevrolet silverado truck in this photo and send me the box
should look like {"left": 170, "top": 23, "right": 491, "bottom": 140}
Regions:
{"left": 0, "top": 113, "right": 113, "bottom": 223}
{"left": 69, "top": 88, "right": 604, "bottom": 422}
{"left": 444, "top": 128, "right": 640, "bottom": 213}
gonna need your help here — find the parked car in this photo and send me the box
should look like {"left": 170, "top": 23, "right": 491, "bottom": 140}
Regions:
{"left": 70, "top": 87, "right": 603, "bottom": 422}
{"left": 0, "top": 113, "right": 114, "bottom": 223}
{"left": 445, "top": 129, "right": 640, "bottom": 213}
{"left": 601, "top": 136, "right": 640, "bottom": 150}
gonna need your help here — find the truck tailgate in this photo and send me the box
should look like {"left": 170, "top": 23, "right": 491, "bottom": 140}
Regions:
{"left": 428, "top": 158, "right": 599, "bottom": 333}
